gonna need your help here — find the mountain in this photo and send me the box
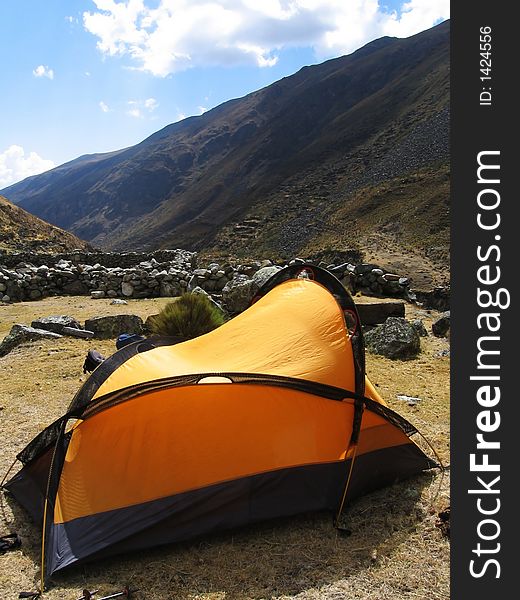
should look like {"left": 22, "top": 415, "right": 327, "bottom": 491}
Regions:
{"left": 2, "top": 21, "right": 449, "bottom": 275}
{"left": 0, "top": 195, "right": 92, "bottom": 254}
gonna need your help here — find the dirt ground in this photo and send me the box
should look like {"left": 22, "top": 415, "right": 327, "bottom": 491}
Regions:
{"left": 0, "top": 295, "right": 450, "bottom": 600}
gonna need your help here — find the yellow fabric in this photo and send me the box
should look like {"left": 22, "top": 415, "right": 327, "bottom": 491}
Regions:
{"left": 364, "top": 376, "right": 387, "bottom": 406}
{"left": 52, "top": 277, "right": 401, "bottom": 523}
{"left": 54, "top": 384, "right": 405, "bottom": 524}
{"left": 94, "top": 279, "right": 357, "bottom": 399}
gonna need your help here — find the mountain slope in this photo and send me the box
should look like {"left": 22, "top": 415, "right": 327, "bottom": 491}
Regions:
{"left": 0, "top": 195, "right": 92, "bottom": 254}
{"left": 2, "top": 21, "right": 449, "bottom": 268}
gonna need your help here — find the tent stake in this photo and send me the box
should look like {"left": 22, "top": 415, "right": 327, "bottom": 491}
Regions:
{"left": 97, "top": 587, "right": 138, "bottom": 600}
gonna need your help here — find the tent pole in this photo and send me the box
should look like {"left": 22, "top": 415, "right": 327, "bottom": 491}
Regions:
{"left": 0, "top": 456, "right": 18, "bottom": 489}
{"left": 334, "top": 442, "right": 359, "bottom": 527}
{"left": 334, "top": 397, "right": 364, "bottom": 527}
{"left": 40, "top": 497, "right": 49, "bottom": 595}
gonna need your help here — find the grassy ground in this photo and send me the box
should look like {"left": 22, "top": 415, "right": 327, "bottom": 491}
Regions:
{"left": 0, "top": 296, "right": 449, "bottom": 600}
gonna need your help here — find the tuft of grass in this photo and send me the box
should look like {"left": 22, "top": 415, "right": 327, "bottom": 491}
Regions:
{"left": 148, "top": 293, "right": 225, "bottom": 340}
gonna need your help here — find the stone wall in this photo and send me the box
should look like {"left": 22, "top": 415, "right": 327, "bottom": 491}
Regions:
{"left": 0, "top": 249, "right": 197, "bottom": 269}
{"left": 0, "top": 249, "right": 424, "bottom": 305}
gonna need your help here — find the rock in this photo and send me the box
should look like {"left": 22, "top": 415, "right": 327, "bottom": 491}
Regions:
{"left": 84, "top": 315, "right": 144, "bottom": 339}
{"left": 222, "top": 276, "right": 255, "bottom": 314}
{"left": 62, "top": 280, "right": 89, "bottom": 295}
{"left": 411, "top": 319, "right": 428, "bottom": 337}
{"left": 251, "top": 265, "right": 282, "bottom": 290}
{"left": 432, "top": 311, "right": 450, "bottom": 337}
{"left": 55, "top": 259, "right": 71, "bottom": 268}
{"left": 329, "top": 262, "right": 351, "bottom": 273}
{"left": 190, "top": 286, "right": 228, "bottom": 318}
{"left": 31, "top": 315, "right": 82, "bottom": 335}
{"left": 90, "top": 290, "right": 106, "bottom": 299}
{"left": 396, "top": 394, "right": 421, "bottom": 405}
{"left": 0, "top": 324, "right": 63, "bottom": 357}
{"left": 193, "top": 268, "right": 210, "bottom": 278}
{"left": 2, "top": 295, "right": 10, "bottom": 303}
{"left": 62, "top": 327, "right": 94, "bottom": 339}
{"left": 121, "top": 282, "right": 134, "bottom": 297}
{"left": 355, "top": 301, "right": 405, "bottom": 326}
{"left": 110, "top": 299, "right": 128, "bottom": 305}
{"left": 160, "top": 281, "right": 181, "bottom": 297}
{"left": 414, "top": 286, "right": 450, "bottom": 311}
{"left": 259, "top": 259, "right": 273, "bottom": 268}
{"left": 364, "top": 317, "right": 421, "bottom": 359}
{"left": 354, "top": 263, "right": 380, "bottom": 275}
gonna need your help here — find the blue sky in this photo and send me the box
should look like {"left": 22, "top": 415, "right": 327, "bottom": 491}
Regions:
{"left": 0, "top": 0, "right": 449, "bottom": 188}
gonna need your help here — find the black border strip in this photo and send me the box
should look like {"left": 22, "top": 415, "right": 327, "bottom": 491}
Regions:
{"left": 16, "top": 372, "right": 422, "bottom": 466}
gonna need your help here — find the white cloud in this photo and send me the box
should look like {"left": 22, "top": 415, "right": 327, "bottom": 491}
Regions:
{"left": 0, "top": 145, "right": 55, "bottom": 188}
{"left": 127, "top": 107, "right": 142, "bottom": 118}
{"left": 99, "top": 101, "right": 111, "bottom": 112}
{"left": 83, "top": 0, "right": 449, "bottom": 77}
{"left": 144, "top": 97, "right": 158, "bottom": 111}
{"left": 126, "top": 97, "right": 158, "bottom": 117}
{"left": 197, "top": 105, "right": 207, "bottom": 114}
{"left": 33, "top": 65, "right": 55, "bottom": 80}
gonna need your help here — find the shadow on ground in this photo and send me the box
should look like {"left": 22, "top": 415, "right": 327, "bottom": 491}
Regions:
{"left": 1, "top": 471, "right": 440, "bottom": 599}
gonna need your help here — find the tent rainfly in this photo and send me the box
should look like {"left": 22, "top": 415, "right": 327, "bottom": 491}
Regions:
{"left": 3, "top": 264, "right": 438, "bottom": 580}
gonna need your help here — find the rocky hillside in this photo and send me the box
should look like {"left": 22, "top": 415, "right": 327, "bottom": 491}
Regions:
{"left": 1, "top": 21, "right": 449, "bottom": 273}
{"left": 0, "top": 195, "right": 92, "bottom": 254}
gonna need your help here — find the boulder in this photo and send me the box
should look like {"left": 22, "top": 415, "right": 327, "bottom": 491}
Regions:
{"left": 84, "top": 314, "right": 144, "bottom": 340}
{"left": 364, "top": 317, "right": 421, "bottom": 359}
{"left": 432, "top": 311, "right": 450, "bottom": 337}
{"left": 355, "top": 301, "right": 405, "bottom": 326}
{"left": 0, "top": 324, "right": 62, "bottom": 357}
{"left": 251, "top": 265, "right": 282, "bottom": 290}
{"left": 222, "top": 276, "right": 255, "bottom": 314}
{"left": 31, "top": 315, "right": 82, "bottom": 335}
{"left": 90, "top": 290, "right": 106, "bottom": 299}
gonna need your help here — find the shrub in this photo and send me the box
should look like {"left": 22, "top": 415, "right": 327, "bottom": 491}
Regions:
{"left": 149, "top": 293, "right": 225, "bottom": 340}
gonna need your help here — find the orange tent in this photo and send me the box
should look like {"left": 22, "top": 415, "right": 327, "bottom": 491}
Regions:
{"left": 4, "top": 264, "right": 437, "bottom": 579}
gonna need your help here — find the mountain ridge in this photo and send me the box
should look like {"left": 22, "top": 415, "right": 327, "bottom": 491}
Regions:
{"left": 2, "top": 21, "right": 449, "bottom": 273}
{"left": 0, "top": 195, "right": 92, "bottom": 254}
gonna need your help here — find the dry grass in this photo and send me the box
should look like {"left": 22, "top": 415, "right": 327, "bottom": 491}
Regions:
{"left": 0, "top": 296, "right": 449, "bottom": 600}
